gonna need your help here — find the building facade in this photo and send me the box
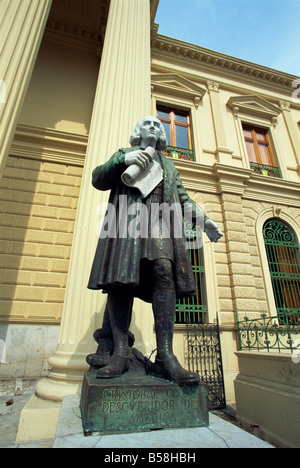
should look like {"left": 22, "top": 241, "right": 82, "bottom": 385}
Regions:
{"left": 1, "top": 0, "right": 300, "bottom": 445}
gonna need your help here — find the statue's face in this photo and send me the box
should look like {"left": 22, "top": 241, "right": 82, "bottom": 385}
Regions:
{"left": 140, "top": 117, "right": 161, "bottom": 146}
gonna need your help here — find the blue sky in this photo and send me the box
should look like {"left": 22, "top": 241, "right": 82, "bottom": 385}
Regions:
{"left": 155, "top": 0, "right": 300, "bottom": 76}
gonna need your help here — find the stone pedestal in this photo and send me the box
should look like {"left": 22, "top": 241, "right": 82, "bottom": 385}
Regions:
{"left": 80, "top": 368, "right": 208, "bottom": 435}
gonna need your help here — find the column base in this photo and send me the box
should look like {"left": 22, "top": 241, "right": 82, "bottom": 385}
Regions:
{"left": 35, "top": 376, "right": 82, "bottom": 402}
{"left": 35, "top": 351, "right": 89, "bottom": 401}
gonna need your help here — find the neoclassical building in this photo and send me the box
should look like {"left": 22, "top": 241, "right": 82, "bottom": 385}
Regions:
{"left": 1, "top": 0, "right": 299, "bottom": 446}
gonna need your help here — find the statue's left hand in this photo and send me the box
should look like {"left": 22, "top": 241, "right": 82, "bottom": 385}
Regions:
{"left": 204, "top": 219, "right": 223, "bottom": 243}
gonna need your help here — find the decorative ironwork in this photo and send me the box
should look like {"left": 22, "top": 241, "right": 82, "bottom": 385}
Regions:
{"left": 263, "top": 219, "right": 300, "bottom": 323}
{"left": 164, "top": 145, "right": 195, "bottom": 161}
{"left": 185, "top": 317, "right": 226, "bottom": 410}
{"left": 236, "top": 310, "right": 300, "bottom": 353}
{"left": 250, "top": 161, "right": 282, "bottom": 178}
{"left": 176, "top": 226, "right": 207, "bottom": 324}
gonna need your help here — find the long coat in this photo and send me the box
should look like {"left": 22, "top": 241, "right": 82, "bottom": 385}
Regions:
{"left": 87, "top": 146, "right": 202, "bottom": 303}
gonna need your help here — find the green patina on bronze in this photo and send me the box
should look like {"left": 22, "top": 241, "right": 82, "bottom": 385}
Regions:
{"left": 80, "top": 368, "right": 208, "bottom": 436}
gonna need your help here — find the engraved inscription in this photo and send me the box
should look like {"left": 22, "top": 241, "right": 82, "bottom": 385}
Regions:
{"left": 97, "top": 385, "right": 201, "bottom": 429}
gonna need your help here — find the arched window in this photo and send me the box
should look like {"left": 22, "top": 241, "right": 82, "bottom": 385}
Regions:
{"left": 263, "top": 218, "right": 300, "bottom": 322}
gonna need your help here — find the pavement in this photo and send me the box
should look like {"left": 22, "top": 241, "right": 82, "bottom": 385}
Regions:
{"left": 0, "top": 378, "right": 275, "bottom": 449}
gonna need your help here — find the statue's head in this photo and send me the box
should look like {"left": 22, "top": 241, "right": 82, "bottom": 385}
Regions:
{"left": 129, "top": 116, "right": 168, "bottom": 151}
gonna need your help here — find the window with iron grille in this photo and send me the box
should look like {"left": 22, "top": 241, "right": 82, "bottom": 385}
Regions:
{"left": 263, "top": 218, "right": 300, "bottom": 322}
{"left": 175, "top": 228, "right": 207, "bottom": 324}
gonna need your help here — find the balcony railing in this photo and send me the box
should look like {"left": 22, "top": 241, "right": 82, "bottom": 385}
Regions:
{"left": 250, "top": 162, "right": 282, "bottom": 178}
{"left": 236, "top": 309, "right": 300, "bottom": 353}
{"left": 164, "top": 146, "right": 195, "bottom": 162}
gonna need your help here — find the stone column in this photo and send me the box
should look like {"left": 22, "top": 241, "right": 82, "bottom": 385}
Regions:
{"left": 36, "top": 0, "right": 153, "bottom": 402}
{"left": 0, "top": 0, "right": 52, "bottom": 177}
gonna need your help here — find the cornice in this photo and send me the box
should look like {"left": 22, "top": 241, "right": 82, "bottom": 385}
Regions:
{"left": 150, "top": 0, "right": 160, "bottom": 23}
{"left": 10, "top": 125, "right": 87, "bottom": 166}
{"left": 171, "top": 158, "right": 300, "bottom": 207}
{"left": 244, "top": 173, "right": 300, "bottom": 207}
{"left": 171, "top": 158, "right": 217, "bottom": 193}
{"left": 151, "top": 33, "right": 298, "bottom": 92}
{"left": 44, "top": 0, "right": 110, "bottom": 52}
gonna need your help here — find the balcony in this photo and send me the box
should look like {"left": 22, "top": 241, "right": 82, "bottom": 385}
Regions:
{"left": 250, "top": 162, "right": 282, "bottom": 178}
{"left": 164, "top": 146, "right": 195, "bottom": 162}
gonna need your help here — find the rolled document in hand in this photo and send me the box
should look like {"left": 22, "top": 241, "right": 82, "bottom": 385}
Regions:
{"left": 121, "top": 146, "right": 163, "bottom": 198}
{"left": 121, "top": 164, "right": 141, "bottom": 185}
{"left": 121, "top": 147, "right": 156, "bottom": 184}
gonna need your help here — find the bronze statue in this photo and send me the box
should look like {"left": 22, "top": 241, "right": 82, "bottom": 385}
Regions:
{"left": 87, "top": 117, "right": 223, "bottom": 384}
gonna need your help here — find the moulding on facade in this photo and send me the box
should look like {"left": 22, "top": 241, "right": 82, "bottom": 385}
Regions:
{"left": 244, "top": 173, "right": 300, "bottom": 207}
{"left": 151, "top": 33, "right": 297, "bottom": 91}
{"left": 10, "top": 125, "right": 87, "bottom": 167}
{"left": 151, "top": 73, "right": 206, "bottom": 107}
{"left": 227, "top": 95, "right": 282, "bottom": 125}
{"left": 172, "top": 158, "right": 300, "bottom": 208}
{"left": 172, "top": 159, "right": 218, "bottom": 193}
{"left": 150, "top": 0, "right": 160, "bottom": 23}
{"left": 44, "top": 0, "right": 110, "bottom": 52}
{"left": 213, "top": 163, "right": 251, "bottom": 196}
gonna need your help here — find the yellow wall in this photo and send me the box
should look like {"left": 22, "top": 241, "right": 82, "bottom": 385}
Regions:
{"left": 18, "top": 40, "right": 99, "bottom": 135}
{"left": 0, "top": 155, "right": 83, "bottom": 324}
{"left": 0, "top": 33, "right": 100, "bottom": 325}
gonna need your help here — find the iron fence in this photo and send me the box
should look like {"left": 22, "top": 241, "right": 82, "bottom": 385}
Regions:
{"left": 185, "top": 317, "right": 226, "bottom": 409}
{"left": 250, "top": 161, "right": 282, "bottom": 178}
{"left": 164, "top": 145, "right": 195, "bottom": 161}
{"left": 236, "top": 309, "right": 300, "bottom": 353}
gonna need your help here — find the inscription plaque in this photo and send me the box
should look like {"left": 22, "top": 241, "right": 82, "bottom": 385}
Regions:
{"left": 80, "top": 368, "right": 208, "bottom": 435}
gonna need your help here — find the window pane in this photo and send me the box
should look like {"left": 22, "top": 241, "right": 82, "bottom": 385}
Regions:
{"left": 175, "top": 125, "right": 189, "bottom": 148}
{"left": 161, "top": 121, "right": 170, "bottom": 145}
{"left": 174, "top": 111, "right": 188, "bottom": 123}
{"left": 157, "top": 108, "right": 170, "bottom": 120}
{"left": 255, "top": 129, "right": 267, "bottom": 143}
{"left": 259, "top": 144, "right": 271, "bottom": 165}
{"left": 243, "top": 128, "right": 252, "bottom": 139}
{"left": 245, "top": 141, "right": 257, "bottom": 162}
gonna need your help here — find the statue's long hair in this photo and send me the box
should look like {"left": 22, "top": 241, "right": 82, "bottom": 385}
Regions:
{"left": 129, "top": 116, "right": 168, "bottom": 151}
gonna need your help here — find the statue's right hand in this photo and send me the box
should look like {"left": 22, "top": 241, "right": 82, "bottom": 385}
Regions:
{"left": 124, "top": 150, "right": 153, "bottom": 170}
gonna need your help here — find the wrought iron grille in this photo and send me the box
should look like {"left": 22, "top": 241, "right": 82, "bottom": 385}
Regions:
{"left": 263, "top": 218, "right": 300, "bottom": 323}
{"left": 185, "top": 317, "right": 226, "bottom": 410}
{"left": 175, "top": 227, "right": 207, "bottom": 324}
{"left": 236, "top": 310, "right": 300, "bottom": 353}
{"left": 250, "top": 161, "right": 282, "bottom": 178}
{"left": 164, "top": 145, "right": 195, "bottom": 161}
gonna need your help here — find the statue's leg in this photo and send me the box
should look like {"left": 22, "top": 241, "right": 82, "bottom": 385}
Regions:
{"left": 151, "top": 259, "right": 199, "bottom": 384}
{"left": 96, "top": 291, "right": 133, "bottom": 379}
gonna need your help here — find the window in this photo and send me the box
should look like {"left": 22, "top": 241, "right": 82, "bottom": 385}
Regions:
{"left": 175, "top": 229, "right": 207, "bottom": 324}
{"left": 157, "top": 106, "right": 194, "bottom": 161}
{"left": 242, "top": 124, "right": 281, "bottom": 177}
{"left": 263, "top": 218, "right": 300, "bottom": 323}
